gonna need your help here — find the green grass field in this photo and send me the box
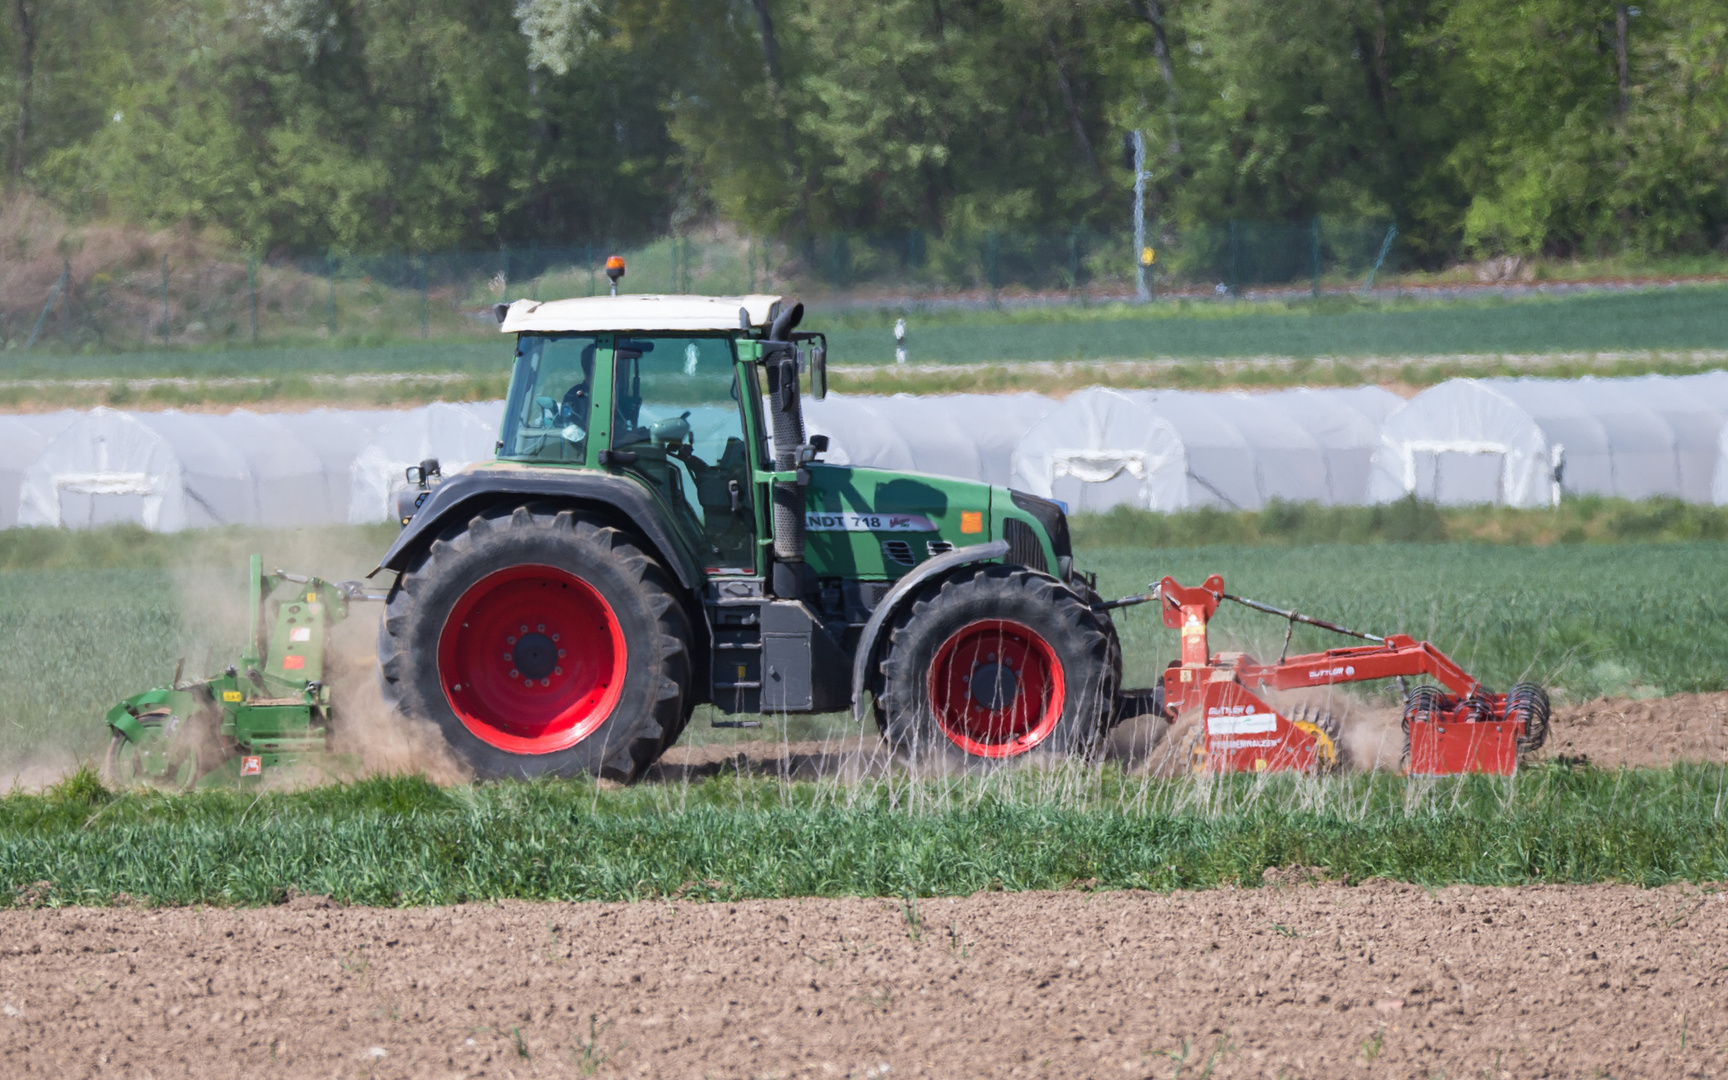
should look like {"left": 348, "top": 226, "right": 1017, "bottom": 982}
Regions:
{"left": 821, "top": 284, "right": 1728, "bottom": 365}
{"left": 1, "top": 513, "right": 1723, "bottom": 767}
{"left": 3, "top": 764, "right": 1724, "bottom": 907}
{"left": 5, "top": 285, "right": 1724, "bottom": 391}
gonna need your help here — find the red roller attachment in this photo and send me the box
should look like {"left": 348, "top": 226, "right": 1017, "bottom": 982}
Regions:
{"left": 1146, "top": 575, "right": 1548, "bottom": 777}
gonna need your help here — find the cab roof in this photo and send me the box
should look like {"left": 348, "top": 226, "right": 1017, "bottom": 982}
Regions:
{"left": 497, "top": 294, "right": 784, "bottom": 334}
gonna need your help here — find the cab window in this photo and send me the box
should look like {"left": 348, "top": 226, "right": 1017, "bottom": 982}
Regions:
{"left": 611, "top": 336, "right": 756, "bottom": 572}
{"left": 500, "top": 334, "right": 601, "bottom": 463}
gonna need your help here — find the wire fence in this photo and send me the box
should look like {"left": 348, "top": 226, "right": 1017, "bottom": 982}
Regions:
{"left": 0, "top": 219, "right": 1400, "bottom": 351}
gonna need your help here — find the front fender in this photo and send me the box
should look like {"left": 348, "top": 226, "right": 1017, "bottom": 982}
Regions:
{"left": 370, "top": 467, "right": 706, "bottom": 592}
{"left": 849, "top": 539, "right": 1010, "bottom": 721}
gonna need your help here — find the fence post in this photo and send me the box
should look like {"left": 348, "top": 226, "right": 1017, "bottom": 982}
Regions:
{"left": 1311, "top": 216, "right": 1322, "bottom": 298}
{"left": 1068, "top": 229, "right": 1080, "bottom": 296}
{"left": 1147, "top": 219, "right": 1157, "bottom": 300}
{"left": 161, "top": 255, "right": 171, "bottom": 344}
{"left": 417, "top": 254, "right": 429, "bottom": 338}
{"left": 1228, "top": 219, "right": 1240, "bottom": 298}
{"left": 248, "top": 256, "right": 260, "bottom": 344}
{"left": 1131, "top": 129, "right": 1149, "bottom": 302}
{"left": 1361, "top": 223, "right": 1398, "bottom": 294}
{"left": 986, "top": 230, "right": 1000, "bottom": 305}
{"left": 325, "top": 252, "right": 337, "bottom": 336}
{"left": 499, "top": 244, "right": 510, "bottom": 296}
{"left": 61, "top": 257, "right": 72, "bottom": 346}
{"left": 24, "top": 263, "right": 67, "bottom": 348}
{"left": 586, "top": 243, "right": 595, "bottom": 296}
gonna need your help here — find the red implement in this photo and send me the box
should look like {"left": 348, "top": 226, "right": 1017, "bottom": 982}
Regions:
{"left": 1152, "top": 576, "right": 1548, "bottom": 776}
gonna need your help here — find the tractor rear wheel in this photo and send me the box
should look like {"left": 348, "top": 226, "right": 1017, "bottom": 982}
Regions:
{"left": 874, "top": 566, "right": 1119, "bottom": 759}
{"left": 379, "top": 505, "right": 693, "bottom": 781}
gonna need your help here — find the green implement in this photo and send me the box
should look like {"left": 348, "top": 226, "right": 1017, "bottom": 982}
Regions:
{"left": 103, "top": 555, "right": 386, "bottom": 790}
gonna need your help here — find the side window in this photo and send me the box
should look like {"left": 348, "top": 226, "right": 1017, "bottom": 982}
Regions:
{"left": 612, "top": 337, "right": 756, "bottom": 571}
{"left": 499, "top": 335, "right": 601, "bottom": 464}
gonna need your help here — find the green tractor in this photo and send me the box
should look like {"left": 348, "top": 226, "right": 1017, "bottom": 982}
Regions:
{"left": 371, "top": 282, "right": 1153, "bottom": 780}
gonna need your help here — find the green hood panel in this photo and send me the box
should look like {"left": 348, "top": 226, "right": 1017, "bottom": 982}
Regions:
{"left": 802, "top": 464, "right": 995, "bottom": 580}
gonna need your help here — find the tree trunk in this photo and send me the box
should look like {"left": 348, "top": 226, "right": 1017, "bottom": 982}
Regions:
{"left": 1614, "top": 3, "right": 1630, "bottom": 118}
{"left": 12, "top": 0, "right": 35, "bottom": 182}
{"left": 750, "top": 0, "right": 784, "bottom": 89}
{"left": 1138, "top": 0, "right": 1181, "bottom": 158}
{"left": 1048, "top": 34, "right": 1099, "bottom": 175}
{"left": 749, "top": 0, "right": 806, "bottom": 231}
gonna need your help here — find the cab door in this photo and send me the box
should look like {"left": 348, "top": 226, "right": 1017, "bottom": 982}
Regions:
{"left": 606, "top": 335, "right": 759, "bottom": 574}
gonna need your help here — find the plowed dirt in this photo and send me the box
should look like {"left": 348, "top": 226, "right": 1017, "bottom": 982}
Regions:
{"left": 3, "top": 884, "right": 1725, "bottom": 1078}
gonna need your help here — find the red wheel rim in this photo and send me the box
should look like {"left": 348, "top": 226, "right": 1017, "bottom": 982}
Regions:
{"left": 437, "top": 564, "right": 627, "bottom": 754}
{"left": 927, "top": 619, "right": 1065, "bottom": 757}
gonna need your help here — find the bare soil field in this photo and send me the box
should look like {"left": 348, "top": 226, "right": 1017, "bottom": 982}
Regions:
{"left": 2, "top": 883, "right": 1724, "bottom": 1079}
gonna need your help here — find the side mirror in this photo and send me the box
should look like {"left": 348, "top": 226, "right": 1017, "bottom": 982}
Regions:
{"left": 809, "top": 343, "right": 827, "bottom": 400}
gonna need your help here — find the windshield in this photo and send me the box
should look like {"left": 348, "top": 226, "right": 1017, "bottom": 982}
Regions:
{"left": 500, "top": 334, "right": 602, "bottom": 463}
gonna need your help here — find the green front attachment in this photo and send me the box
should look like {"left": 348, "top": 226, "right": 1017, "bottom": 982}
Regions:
{"left": 103, "top": 556, "right": 374, "bottom": 789}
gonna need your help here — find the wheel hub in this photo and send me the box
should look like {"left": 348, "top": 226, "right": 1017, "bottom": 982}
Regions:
{"left": 967, "top": 662, "right": 1019, "bottom": 709}
{"left": 511, "top": 631, "right": 558, "bottom": 680}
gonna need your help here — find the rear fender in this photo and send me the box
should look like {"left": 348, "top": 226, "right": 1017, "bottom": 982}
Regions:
{"left": 371, "top": 468, "right": 707, "bottom": 592}
{"left": 849, "top": 539, "right": 1009, "bottom": 721}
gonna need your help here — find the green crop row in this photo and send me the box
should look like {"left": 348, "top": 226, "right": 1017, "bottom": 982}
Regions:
{"left": 3, "top": 764, "right": 1724, "bottom": 908}
{"left": 8, "top": 284, "right": 1727, "bottom": 382}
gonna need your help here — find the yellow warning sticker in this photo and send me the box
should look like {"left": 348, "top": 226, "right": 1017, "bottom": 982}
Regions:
{"left": 222, "top": 690, "right": 242, "bottom": 703}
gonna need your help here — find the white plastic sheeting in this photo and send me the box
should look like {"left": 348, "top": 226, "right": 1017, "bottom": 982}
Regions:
{"left": 8, "top": 401, "right": 503, "bottom": 530}
{"left": 347, "top": 402, "right": 506, "bottom": 524}
{"left": 1368, "top": 373, "right": 1728, "bottom": 508}
{"left": 802, "top": 393, "right": 1056, "bottom": 486}
{"left": 1009, "top": 386, "right": 1403, "bottom": 512}
{"left": 0, "top": 411, "right": 80, "bottom": 529}
{"left": 20, "top": 408, "right": 252, "bottom": 530}
{"left": 271, "top": 410, "right": 395, "bottom": 523}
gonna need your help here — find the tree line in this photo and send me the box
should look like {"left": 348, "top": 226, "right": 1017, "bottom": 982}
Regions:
{"left": 3, "top": 0, "right": 1723, "bottom": 263}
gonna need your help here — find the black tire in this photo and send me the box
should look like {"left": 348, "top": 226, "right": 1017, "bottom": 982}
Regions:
{"left": 873, "top": 565, "right": 1119, "bottom": 759}
{"left": 378, "top": 504, "right": 693, "bottom": 781}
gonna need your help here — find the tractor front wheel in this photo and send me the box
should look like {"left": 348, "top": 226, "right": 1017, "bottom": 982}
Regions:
{"left": 874, "top": 566, "right": 1119, "bottom": 759}
{"left": 379, "top": 505, "right": 693, "bottom": 781}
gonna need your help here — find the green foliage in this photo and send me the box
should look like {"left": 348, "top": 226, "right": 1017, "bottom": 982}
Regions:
{"left": 1442, "top": 0, "right": 1728, "bottom": 256}
{"left": 3, "top": 0, "right": 1724, "bottom": 259}
{"left": 1, "top": 765, "right": 1725, "bottom": 905}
